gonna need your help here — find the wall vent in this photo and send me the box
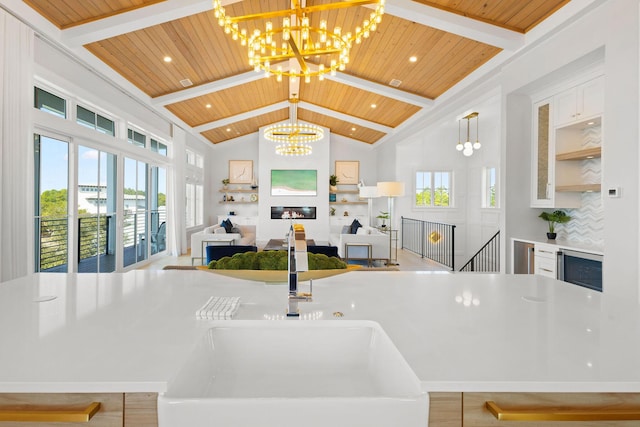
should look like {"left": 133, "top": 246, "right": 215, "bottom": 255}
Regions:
{"left": 389, "top": 79, "right": 402, "bottom": 87}
{"left": 180, "top": 78, "right": 193, "bottom": 87}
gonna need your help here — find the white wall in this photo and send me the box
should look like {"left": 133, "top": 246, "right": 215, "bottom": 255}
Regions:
{"left": 205, "top": 133, "right": 259, "bottom": 226}
{"left": 34, "top": 38, "right": 171, "bottom": 139}
{"left": 257, "top": 125, "right": 330, "bottom": 242}
{"left": 330, "top": 134, "right": 377, "bottom": 222}
{"left": 392, "top": 91, "right": 502, "bottom": 267}
{"left": 501, "top": 0, "right": 639, "bottom": 299}
{"left": 203, "top": 129, "right": 380, "bottom": 242}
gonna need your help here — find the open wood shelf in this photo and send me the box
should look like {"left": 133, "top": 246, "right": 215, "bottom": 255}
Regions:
{"left": 556, "top": 147, "right": 601, "bottom": 161}
{"left": 555, "top": 184, "right": 601, "bottom": 192}
{"left": 219, "top": 188, "right": 257, "bottom": 193}
{"left": 330, "top": 201, "right": 367, "bottom": 205}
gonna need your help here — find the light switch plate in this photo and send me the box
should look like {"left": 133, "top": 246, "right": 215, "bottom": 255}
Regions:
{"left": 608, "top": 187, "right": 620, "bottom": 197}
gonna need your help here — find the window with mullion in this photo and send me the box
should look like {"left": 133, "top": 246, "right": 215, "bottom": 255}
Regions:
{"left": 415, "top": 171, "right": 451, "bottom": 207}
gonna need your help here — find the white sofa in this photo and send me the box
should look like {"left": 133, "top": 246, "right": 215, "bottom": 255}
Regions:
{"left": 328, "top": 224, "right": 389, "bottom": 261}
{"left": 190, "top": 223, "right": 256, "bottom": 263}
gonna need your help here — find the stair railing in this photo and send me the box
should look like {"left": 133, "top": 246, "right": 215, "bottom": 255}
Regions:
{"left": 459, "top": 230, "right": 500, "bottom": 272}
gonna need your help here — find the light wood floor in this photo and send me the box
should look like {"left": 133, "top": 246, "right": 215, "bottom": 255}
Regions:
{"left": 142, "top": 247, "right": 448, "bottom": 272}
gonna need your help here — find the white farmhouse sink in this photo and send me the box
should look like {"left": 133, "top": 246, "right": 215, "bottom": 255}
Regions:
{"left": 158, "top": 320, "right": 428, "bottom": 427}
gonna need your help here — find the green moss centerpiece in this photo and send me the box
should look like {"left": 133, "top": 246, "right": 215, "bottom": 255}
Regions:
{"left": 199, "top": 251, "right": 358, "bottom": 282}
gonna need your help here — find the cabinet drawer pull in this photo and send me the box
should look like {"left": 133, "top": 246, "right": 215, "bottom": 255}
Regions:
{"left": 0, "top": 402, "right": 100, "bottom": 422}
{"left": 486, "top": 400, "right": 640, "bottom": 421}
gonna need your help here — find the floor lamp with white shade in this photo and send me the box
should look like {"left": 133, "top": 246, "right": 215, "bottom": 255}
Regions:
{"left": 376, "top": 182, "right": 405, "bottom": 265}
{"left": 358, "top": 186, "right": 379, "bottom": 227}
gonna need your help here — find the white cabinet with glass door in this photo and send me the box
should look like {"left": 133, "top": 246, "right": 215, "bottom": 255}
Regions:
{"left": 531, "top": 98, "right": 554, "bottom": 207}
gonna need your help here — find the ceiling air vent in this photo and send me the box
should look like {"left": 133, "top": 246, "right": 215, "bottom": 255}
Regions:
{"left": 389, "top": 79, "right": 402, "bottom": 88}
{"left": 180, "top": 78, "right": 193, "bottom": 88}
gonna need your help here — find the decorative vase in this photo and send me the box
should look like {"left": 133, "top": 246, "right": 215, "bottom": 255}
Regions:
{"left": 330, "top": 185, "right": 338, "bottom": 192}
{"left": 547, "top": 232, "right": 557, "bottom": 240}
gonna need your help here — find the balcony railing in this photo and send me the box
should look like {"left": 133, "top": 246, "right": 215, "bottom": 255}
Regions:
{"left": 38, "top": 211, "right": 166, "bottom": 272}
{"left": 37, "top": 215, "right": 113, "bottom": 271}
{"left": 78, "top": 215, "right": 110, "bottom": 262}
{"left": 37, "top": 217, "right": 68, "bottom": 271}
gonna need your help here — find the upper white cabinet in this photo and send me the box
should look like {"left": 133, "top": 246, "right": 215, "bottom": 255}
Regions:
{"left": 554, "top": 76, "right": 604, "bottom": 127}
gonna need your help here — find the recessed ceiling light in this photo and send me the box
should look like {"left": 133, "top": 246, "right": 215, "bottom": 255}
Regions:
{"left": 206, "top": 104, "right": 212, "bottom": 108}
{"left": 409, "top": 56, "right": 417, "bottom": 62}
{"left": 226, "top": 128, "right": 231, "bottom": 132}
{"left": 371, "top": 104, "right": 377, "bottom": 109}
{"left": 163, "top": 56, "right": 172, "bottom": 63}
{"left": 351, "top": 127, "right": 356, "bottom": 131}
{"left": 587, "top": 121, "right": 595, "bottom": 125}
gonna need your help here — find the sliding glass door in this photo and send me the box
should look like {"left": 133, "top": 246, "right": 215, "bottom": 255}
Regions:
{"left": 34, "top": 135, "right": 69, "bottom": 272}
{"left": 150, "top": 166, "right": 167, "bottom": 256}
{"left": 77, "top": 146, "right": 117, "bottom": 272}
{"left": 35, "top": 135, "right": 168, "bottom": 272}
{"left": 123, "top": 157, "right": 148, "bottom": 267}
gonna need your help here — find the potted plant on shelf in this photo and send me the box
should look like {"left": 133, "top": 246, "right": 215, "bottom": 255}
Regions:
{"left": 377, "top": 211, "right": 389, "bottom": 228}
{"left": 329, "top": 174, "right": 339, "bottom": 192}
{"left": 539, "top": 210, "right": 571, "bottom": 240}
{"left": 222, "top": 178, "right": 230, "bottom": 190}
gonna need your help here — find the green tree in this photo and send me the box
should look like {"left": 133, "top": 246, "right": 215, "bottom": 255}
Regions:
{"left": 416, "top": 189, "right": 431, "bottom": 206}
{"left": 124, "top": 188, "right": 146, "bottom": 196}
{"left": 434, "top": 186, "right": 449, "bottom": 206}
{"left": 40, "top": 189, "right": 68, "bottom": 217}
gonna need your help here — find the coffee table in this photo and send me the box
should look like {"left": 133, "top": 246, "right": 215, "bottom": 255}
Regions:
{"left": 264, "top": 239, "right": 315, "bottom": 251}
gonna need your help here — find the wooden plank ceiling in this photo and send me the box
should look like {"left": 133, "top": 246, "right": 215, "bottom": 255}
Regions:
{"left": 24, "top": 0, "right": 572, "bottom": 145}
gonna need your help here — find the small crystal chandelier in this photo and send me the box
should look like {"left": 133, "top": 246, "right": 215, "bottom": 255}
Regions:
{"left": 264, "top": 97, "right": 323, "bottom": 156}
{"left": 212, "top": 0, "right": 385, "bottom": 81}
{"left": 456, "top": 112, "right": 481, "bottom": 157}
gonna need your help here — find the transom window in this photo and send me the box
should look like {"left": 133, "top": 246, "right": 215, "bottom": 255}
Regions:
{"left": 128, "top": 128, "right": 146, "bottom": 148}
{"left": 415, "top": 171, "right": 452, "bottom": 207}
{"left": 34, "top": 87, "right": 66, "bottom": 118}
{"left": 77, "top": 105, "right": 115, "bottom": 136}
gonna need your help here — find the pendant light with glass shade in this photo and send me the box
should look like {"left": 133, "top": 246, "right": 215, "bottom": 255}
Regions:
{"left": 456, "top": 112, "right": 480, "bottom": 157}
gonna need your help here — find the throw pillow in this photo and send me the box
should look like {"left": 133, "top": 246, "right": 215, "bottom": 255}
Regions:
{"left": 341, "top": 225, "right": 351, "bottom": 234}
{"left": 213, "top": 227, "right": 226, "bottom": 235}
{"left": 231, "top": 226, "right": 242, "bottom": 236}
{"left": 356, "top": 227, "right": 368, "bottom": 235}
{"left": 222, "top": 218, "right": 233, "bottom": 233}
{"left": 350, "top": 218, "right": 362, "bottom": 234}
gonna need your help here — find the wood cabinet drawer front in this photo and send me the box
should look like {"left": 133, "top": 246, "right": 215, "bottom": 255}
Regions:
{"left": 0, "top": 393, "right": 123, "bottom": 426}
{"left": 429, "top": 392, "right": 462, "bottom": 427}
{"left": 535, "top": 244, "right": 557, "bottom": 259}
{"left": 463, "top": 392, "right": 640, "bottom": 426}
{"left": 535, "top": 256, "right": 557, "bottom": 278}
{"left": 124, "top": 393, "right": 158, "bottom": 427}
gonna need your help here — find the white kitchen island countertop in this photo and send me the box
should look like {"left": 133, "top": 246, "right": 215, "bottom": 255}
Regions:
{"left": 0, "top": 270, "right": 639, "bottom": 393}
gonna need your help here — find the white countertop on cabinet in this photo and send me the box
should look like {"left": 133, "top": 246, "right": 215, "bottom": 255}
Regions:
{"left": 512, "top": 235, "right": 604, "bottom": 255}
{"left": 0, "top": 270, "right": 638, "bottom": 393}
